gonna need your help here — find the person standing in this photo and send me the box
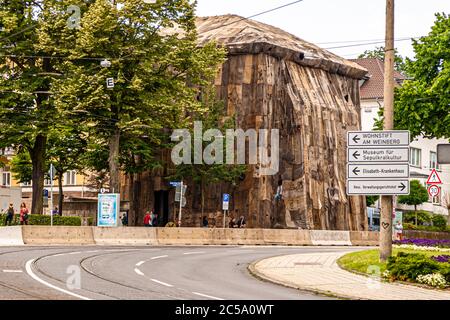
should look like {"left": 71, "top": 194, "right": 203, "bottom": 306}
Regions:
{"left": 4, "top": 203, "right": 14, "bottom": 226}
{"left": 151, "top": 210, "right": 158, "bottom": 227}
{"left": 237, "top": 215, "right": 246, "bottom": 228}
{"left": 202, "top": 216, "right": 209, "bottom": 228}
{"left": 121, "top": 213, "right": 128, "bottom": 226}
{"left": 394, "top": 220, "right": 403, "bottom": 241}
{"left": 19, "top": 202, "right": 29, "bottom": 225}
{"left": 143, "top": 211, "right": 151, "bottom": 227}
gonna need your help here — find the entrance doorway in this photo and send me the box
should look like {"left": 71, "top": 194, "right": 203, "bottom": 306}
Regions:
{"left": 154, "top": 190, "right": 169, "bottom": 226}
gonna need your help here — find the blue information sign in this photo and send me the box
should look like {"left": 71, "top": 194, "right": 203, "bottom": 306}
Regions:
{"left": 170, "top": 181, "right": 181, "bottom": 187}
{"left": 97, "top": 193, "right": 120, "bottom": 227}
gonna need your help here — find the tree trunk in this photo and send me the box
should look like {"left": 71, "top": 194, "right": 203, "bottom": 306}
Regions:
{"left": 58, "top": 173, "right": 63, "bottom": 216}
{"left": 132, "top": 172, "right": 142, "bottom": 226}
{"left": 30, "top": 134, "right": 47, "bottom": 215}
{"left": 108, "top": 128, "right": 120, "bottom": 194}
{"left": 415, "top": 205, "right": 418, "bottom": 226}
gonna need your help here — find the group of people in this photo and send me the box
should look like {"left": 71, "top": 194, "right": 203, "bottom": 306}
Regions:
{"left": 3, "top": 202, "right": 29, "bottom": 226}
{"left": 229, "top": 215, "right": 246, "bottom": 228}
{"left": 143, "top": 210, "right": 159, "bottom": 227}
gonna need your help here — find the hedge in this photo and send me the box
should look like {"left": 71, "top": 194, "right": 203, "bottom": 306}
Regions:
{"left": 0, "top": 214, "right": 81, "bottom": 226}
{"left": 404, "top": 222, "right": 450, "bottom": 233}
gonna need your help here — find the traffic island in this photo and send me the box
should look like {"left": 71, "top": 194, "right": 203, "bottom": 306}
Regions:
{"left": 249, "top": 250, "right": 450, "bottom": 300}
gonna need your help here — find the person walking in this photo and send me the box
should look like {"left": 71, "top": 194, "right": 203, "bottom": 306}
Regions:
{"left": 143, "top": 211, "right": 151, "bottom": 227}
{"left": 4, "top": 203, "right": 14, "bottom": 226}
{"left": 19, "top": 202, "right": 29, "bottom": 225}
{"left": 394, "top": 220, "right": 403, "bottom": 241}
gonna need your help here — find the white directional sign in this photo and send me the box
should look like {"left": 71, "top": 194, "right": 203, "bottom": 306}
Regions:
{"left": 347, "top": 147, "right": 409, "bottom": 163}
{"left": 347, "top": 180, "right": 409, "bottom": 195}
{"left": 346, "top": 130, "right": 410, "bottom": 196}
{"left": 347, "top": 131, "right": 410, "bottom": 147}
{"left": 347, "top": 164, "right": 409, "bottom": 179}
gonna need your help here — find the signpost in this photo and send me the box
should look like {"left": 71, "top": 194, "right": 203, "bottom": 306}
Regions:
{"left": 426, "top": 168, "right": 442, "bottom": 184}
{"left": 172, "top": 181, "right": 186, "bottom": 226}
{"left": 437, "top": 144, "right": 450, "bottom": 164}
{"left": 222, "top": 193, "right": 230, "bottom": 228}
{"left": 346, "top": 130, "right": 410, "bottom": 196}
{"left": 428, "top": 184, "right": 440, "bottom": 198}
{"left": 97, "top": 193, "right": 119, "bottom": 227}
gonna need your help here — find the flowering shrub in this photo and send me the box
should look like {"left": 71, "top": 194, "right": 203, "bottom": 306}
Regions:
{"left": 393, "top": 238, "right": 450, "bottom": 248}
{"left": 393, "top": 244, "right": 450, "bottom": 252}
{"left": 432, "top": 255, "right": 450, "bottom": 263}
{"left": 387, "top": 252, "right": 441, "bottom": 281}
{"left": 416, "top": 273, "right": 447, "bottom": 288}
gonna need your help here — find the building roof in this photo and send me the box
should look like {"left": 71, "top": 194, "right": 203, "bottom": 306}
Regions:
{"left": 196, "top": 15, "right": 367, "bottom": 79}
{"left": 351, "top": 58, "right": 407, "bottom": 100}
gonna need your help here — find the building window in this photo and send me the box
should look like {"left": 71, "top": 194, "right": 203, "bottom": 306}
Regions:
{"left": 44, "top": 177, "right": 52, "bottom": 186}
{"left": 64, "top": 170, "right": 76, "bottom": 186}
{"left": 2, "top": 172, "right": 10, "bottom": 186}
{"left": 21, "top": 181, "right": 31, "bottom": 186}
{"left": 430, "top": 151, "right": 439, "bottom": 170}
{"left": 410, "top": 148, "right": 421, "bottom": 167}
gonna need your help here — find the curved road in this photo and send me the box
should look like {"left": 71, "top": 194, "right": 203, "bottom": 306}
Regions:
{"left": 0, "top": 246, "right": 365, "bottom": 300}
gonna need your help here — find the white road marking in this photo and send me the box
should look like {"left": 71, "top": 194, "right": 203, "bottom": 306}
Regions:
{"left": 192, "top": 291, "right": 224, "bottom": 300}
{"left": 150, "top": 255, "right": 168, "bottom": 260}
{"left": 150, "top": 279, "right": 173, "bottom": 287}
{"left": 134, "top": 268, "right": 144, "bottom": 276}
{"left": 183, "top": 252, "right": 205, "bottom": 255}
{"left": 135, "top": 261, "right": 145, "bottom": 267}
{"left": 25, "top": 259, "right": 91, "bottom": 300}
{"left": 68, "top": 251, "right": 82, "bottom": 255}
{"left": 3, "top": 269, "right": 22, "bottom": 273}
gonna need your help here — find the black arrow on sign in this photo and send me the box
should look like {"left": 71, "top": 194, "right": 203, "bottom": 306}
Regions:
{"left": 352, "top": 167, "right": 360, "bottom": 175}
{"left": 352, "top": 135, "right": 361, "bottom": 144}
{"left": 352, "top": 151, "right": 360, "bottom": 159}
{"left": 398, "top": 182, "right": 406, "bottom": 191}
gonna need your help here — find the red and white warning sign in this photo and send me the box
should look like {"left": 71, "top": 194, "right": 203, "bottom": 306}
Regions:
{"left": 428, "top": 184, "right": 440, "bottom": 198}
{"left": 427, "top": 168, "right": 442, "bottom": 184}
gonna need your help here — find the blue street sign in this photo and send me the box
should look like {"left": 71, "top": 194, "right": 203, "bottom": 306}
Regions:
{"left": 43, "top": 189, "right": 48, "bottom": 197}
{"left": 222, "top": 193, "right": 230, "bottom": 211}
{"left": 170, "top": 181, "right": 181, "bottom": 187}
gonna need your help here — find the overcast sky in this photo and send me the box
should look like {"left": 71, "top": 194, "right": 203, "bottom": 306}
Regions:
{"left": 196, "top": 0, "right": 450, "bottom": 60}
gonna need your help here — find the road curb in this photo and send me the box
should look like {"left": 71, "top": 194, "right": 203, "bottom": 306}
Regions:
{"left": 247, "top": 255, "right": 363, "bottom": 300}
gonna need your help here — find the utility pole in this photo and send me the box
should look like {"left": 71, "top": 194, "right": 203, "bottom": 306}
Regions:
{"left": 380, "top": 0, "right": 395, "bottom": 262}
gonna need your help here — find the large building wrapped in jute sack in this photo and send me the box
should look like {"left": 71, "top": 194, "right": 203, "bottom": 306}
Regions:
{"left": 122, "top": 15, "right": 369, "bottom": 230}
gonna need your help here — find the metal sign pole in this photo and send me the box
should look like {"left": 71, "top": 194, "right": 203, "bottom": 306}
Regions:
{"left": 223, "top": 210, "right": 226, "bottom": 229}
{"left": 50, "top": 163, "right": 54, "bottom": 227}
{"left": 178, "top": 180, "right": 183, "bottom": 227}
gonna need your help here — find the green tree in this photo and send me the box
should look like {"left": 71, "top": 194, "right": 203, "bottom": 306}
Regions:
{"left": 398, "top": 180, "right": 429, "bottom": 226}
{"left": 376, "top": 13, "right": 450, "bottom": 139}
{"left": 358, "top": 46, "right": 407, "bottom": 73}
{"left": 366, "top": 195, "right": 379, "bottom": 207}
{"left": 51, "top": 0, "right": 225, "bottom": 199}
{"left": 46, "top": 127, "right": 87, "bottom": 215}
{"left": 170, "top": 85, "right": 247, "bottom": 216}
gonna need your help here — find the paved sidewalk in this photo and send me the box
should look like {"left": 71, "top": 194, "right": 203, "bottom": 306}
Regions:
{"left": 250, "top": 251, "right": 450, "bottom": 300}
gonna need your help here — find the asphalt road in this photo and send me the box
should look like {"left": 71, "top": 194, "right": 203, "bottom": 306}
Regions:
{"left": 0, "top": 246, "right": 365, "bottom": 300}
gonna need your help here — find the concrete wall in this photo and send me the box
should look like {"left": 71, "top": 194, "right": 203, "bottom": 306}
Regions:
{"left": 12, "top": 226, "right": 379, "bottom": 246}
{"left": 0, "top": 226, "right": 24, "bottom": 246}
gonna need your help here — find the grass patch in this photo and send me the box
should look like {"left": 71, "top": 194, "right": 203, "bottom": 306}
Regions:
{"left": 337, "top": 248, "right": 446, "bottom": 275}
